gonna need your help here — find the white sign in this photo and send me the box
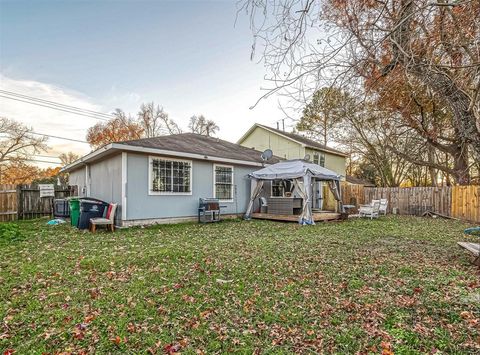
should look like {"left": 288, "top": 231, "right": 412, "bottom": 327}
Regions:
{"left": 39, "top": 184, "right": 55, "bottom": 198}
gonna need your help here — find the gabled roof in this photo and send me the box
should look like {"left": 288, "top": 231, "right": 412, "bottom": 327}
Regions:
{"left": 62, "top": 133, "right": 281, "bottom": 172}
{"left": 238, "top": 123, "right": 348, "bottom": 157}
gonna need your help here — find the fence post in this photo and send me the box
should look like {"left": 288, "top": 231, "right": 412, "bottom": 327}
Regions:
{"left": 16, "top": 184, "right": 23, "bottom": 220}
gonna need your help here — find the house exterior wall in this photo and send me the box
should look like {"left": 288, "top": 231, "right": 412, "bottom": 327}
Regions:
{"left": 68, "top": 154, "right": 123, "bottom": 224}
{"left": 240, "top": 126, "right": 305, "bottom": 160}
{"left": 304, "top": 148, "right": 346, "bottom": 179}
{"left": 240, "top": 126, "right": 346, "bottom": 178}
{"left": 69, "top": 168, "right": 87, "bottom": 197}
{"left": 125, "top": 152, "right": 255, "bottom": 224}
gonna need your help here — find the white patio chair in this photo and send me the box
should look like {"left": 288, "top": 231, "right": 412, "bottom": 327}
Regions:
{"left": 90, "top": 203, "right": 117, "bottom": 232}
{"left": 379, "top": 199, "right": 388, "bottom": 215}
{"left": 358, "top": 200, "right": 381, "bottom": 219}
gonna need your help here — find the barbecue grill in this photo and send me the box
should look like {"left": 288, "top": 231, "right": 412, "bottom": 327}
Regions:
{"left": 198, "top": 198, "right": 221, "bottom": 223}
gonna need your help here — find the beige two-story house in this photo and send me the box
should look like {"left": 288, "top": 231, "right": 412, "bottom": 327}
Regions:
{"left": 237, "top": 123, "right": 347, "bottom": 178}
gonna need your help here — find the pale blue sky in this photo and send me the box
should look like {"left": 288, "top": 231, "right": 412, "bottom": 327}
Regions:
{"left": 0, "top": 0, "right": 290, "bottom": 163}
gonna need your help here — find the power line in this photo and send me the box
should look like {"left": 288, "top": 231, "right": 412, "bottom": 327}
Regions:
{"left": 0, "top": 90, "right": 114, "bottom": 119}
{"left": 35, "top": 154, "right": 62, "bottom": 160}
{"left": 0, "top": 94, "right": 111, "bottom": 121}
{"left": 29, "top": 131, "right": 89, "bottom": 143}
{"left": 25, "top": 159, "right": 62, "bottom": 165}
{"left": 0, "top": 130, "right": 89, "bottom": 144}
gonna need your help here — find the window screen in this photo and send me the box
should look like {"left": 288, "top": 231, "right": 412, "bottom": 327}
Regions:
{"left": 214, "top": 165, "right": 233, "bottom": 200}
{"left": 151, "top": 158, "right": 191, "bottom": 193}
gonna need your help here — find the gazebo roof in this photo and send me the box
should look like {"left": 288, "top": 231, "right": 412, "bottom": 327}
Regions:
{"left": 249, "top": 159, "right": 341, "bottom": 181}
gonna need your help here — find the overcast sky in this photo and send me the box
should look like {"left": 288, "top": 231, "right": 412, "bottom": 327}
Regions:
{"left": 0, "top": 0, "right": 293, "bottom": 167}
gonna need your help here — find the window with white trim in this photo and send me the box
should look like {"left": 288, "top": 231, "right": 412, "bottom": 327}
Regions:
{"left": 150, "top": 157, "right": 191, "bottom": 193}
{"left": 214, "top": 165, "right": 233, "bottom": 200}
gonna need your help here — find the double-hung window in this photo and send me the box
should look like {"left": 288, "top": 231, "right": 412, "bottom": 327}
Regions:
{"left": 150, "top": 157, "right": 192, "bottom": 194}
{"left": 214, "top": 165, "right": 233, "bottom": 201}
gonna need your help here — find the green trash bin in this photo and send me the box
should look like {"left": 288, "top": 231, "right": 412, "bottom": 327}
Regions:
{"left": 69, "top": 198, "right": 80, "bottom": 227}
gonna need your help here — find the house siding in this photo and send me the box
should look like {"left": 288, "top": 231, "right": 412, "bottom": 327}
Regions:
{"left": 239, "top": 126, "right": 346, "bottom": 178}
{"left": 125, "top": 153, "right": 254, "bottom": 222}
{"left": 68, "top": 154, "right": 123, "bottom": 224}
{"left": 304, "top": 148, "right": 346, "bottom": 179}
{"left": 240, "top": 126, "right": 305, "bottom": 160}
{"left": 69, "top": 167, "right": 87, "bottom": 196}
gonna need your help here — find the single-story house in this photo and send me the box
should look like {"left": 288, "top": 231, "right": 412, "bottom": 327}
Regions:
{"left": 237, "top": 123, "right": 347, "bottom": 178}
{"left": 61, "top": 133, "right": 280, "bottom": 227}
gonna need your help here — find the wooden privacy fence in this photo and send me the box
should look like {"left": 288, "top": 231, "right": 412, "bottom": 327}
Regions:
{"left": 341, "top": 184, "right": 480, "bottom": 223}
{"left": 0, "top": 184, "right": 17, "bottom": 222}
{"left": 0, "top": 184, "right": 72, "bottom": 221}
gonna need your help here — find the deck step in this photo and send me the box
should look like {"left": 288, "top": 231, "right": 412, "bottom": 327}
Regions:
{"left": 457, "top": 242, "right": 480, "bottom": 256}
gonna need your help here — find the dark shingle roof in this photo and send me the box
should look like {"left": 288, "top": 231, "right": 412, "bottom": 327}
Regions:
{"left": 118, "top": 133, "right": 281, "bottom": 164}
{"left": 257, "top": 124, "right": 347, "bottom": 157}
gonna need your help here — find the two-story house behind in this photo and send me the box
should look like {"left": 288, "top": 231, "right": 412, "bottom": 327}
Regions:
{"left": 237, "top": 123, "right": 347, "bottom": 178}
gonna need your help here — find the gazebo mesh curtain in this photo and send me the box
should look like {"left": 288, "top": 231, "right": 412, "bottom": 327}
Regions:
{"left": 244, "top": 180, "right": 264, "bottom": 219}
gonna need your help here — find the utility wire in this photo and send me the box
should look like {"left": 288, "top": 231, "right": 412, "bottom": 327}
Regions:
{"left": 0, "top": 94, "right": 110, "bottom": 121}
{"left": 29, "top": 131, "right": 89, "bottom": 143}
{"left": 0, "top": 90, "right": 114, "bottom": 118}
{"left": 25, "top": 159, "right": 62, "bottom": 165}
{"left": 35, "top": 154, "right": 62, "bottom": 160}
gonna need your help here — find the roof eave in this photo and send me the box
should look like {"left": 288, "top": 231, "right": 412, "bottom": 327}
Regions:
{"left": 61, "top": 142, "right": 267, "bottom": 172}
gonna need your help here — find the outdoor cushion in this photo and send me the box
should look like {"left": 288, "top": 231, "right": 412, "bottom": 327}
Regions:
{"left": 105, "top": 204, "right": 113, "bottom": 219}
{"left": 90, "top": 218, "right": 111, "bottom": 224}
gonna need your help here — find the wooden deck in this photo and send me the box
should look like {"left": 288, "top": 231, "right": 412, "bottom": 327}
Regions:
{"left": 251, "top": 212, "right": 341, "bottom": 222}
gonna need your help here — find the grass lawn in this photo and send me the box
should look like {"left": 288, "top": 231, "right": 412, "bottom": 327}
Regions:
{"left": 1, "top": 216, "right": 479, "bottom": 354}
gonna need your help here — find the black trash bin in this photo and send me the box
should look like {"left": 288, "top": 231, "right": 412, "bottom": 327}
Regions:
{"left": 77, "top": 198, "right": 108, "bottom": 229}
{"left": 54, "top": 199, "right": 70, "bottom": 218}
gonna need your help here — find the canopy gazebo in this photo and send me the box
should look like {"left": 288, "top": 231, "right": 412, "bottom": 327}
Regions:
{"left": 244, "top": 160, "right": 344, "bottom": 224}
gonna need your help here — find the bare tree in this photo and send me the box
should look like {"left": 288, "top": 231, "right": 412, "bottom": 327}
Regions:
{"left": 240, "top": 0, "right": 480, "bottom": 162}
{"left": 188, "top": 115, "right": 219, "bottom": 136}
{"left": 0, "top": 117, "right": 47, "bottom": 164}
{"left": 138, "top": 102, "right": 182, "bottom": 137}
{"left": 59, "top": 152, "right": 80, "bottom": 165}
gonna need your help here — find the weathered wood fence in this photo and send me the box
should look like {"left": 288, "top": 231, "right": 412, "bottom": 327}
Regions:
{"left": 341, "top": 184, "right": 480, "bottom": 223}
{"left": 0, "top": 184, "right": 18, "bottom": 222}
{"left": 0, "top": 184, "right": 71, "bottom": 221}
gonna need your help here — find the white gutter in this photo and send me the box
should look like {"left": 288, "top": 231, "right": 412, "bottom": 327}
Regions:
{"left": 61, "top": 142, "right": 266, "bottom": 172}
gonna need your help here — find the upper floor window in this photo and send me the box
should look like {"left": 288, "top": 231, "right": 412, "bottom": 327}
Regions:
{"left": 150, "top": 157, "right": 192, "bottom": 194}
{"left": 313, "top": 152, "right": 325, "bottom": 167}
{"left": 214, "top": 165, "right": 234, "bottom": 201}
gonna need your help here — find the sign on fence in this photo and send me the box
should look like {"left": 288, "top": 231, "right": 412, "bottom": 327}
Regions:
{"left": 39, "top": 184, "right": 55, "bottom": 198}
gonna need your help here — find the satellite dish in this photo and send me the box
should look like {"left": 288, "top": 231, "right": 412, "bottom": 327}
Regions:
{"left": 304, "top": 154, "right": 311, "bottom": 161}
{"left": 261, "top": 149, "right": 273, "bottom": 161}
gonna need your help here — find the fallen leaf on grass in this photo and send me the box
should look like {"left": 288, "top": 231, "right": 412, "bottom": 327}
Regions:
{"left": 216, "top": 279, "right": 233, "bottom": 284}
{"left": 111, "top": 335, "right": 122, "bottom": 345}
{"left": 164, "top": 342, "right": 182, "bottom": 354}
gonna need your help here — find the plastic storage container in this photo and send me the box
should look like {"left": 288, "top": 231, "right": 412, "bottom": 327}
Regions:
{"left": 54, "top": 199, "right": 70, "bottom": 218}
{"left": 77, "top": 199, "right": 108, "bottom": 229}
{"left": 69, "top": 198, "right": 80, "bottom": 227}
